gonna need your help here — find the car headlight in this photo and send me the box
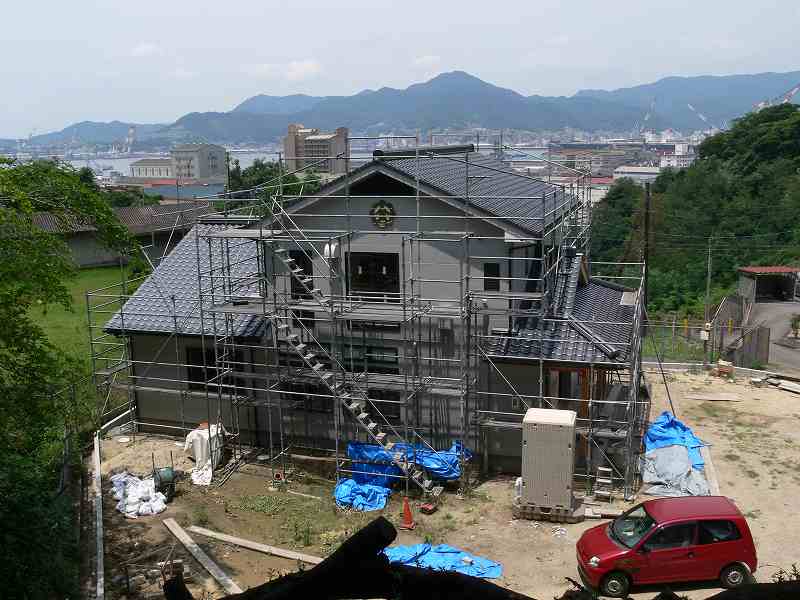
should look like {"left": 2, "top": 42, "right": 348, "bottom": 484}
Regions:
{"left": 588, "top": 556, "right": 601, "bottom": 568}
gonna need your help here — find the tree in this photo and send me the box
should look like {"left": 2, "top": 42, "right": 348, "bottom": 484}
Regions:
{"left": 590, "top": 104, "right": 800, "bottom": 317}
{"left": 228, "top": 158, "right": 321, "bottom": 197}
{"left": 0, "top": 157, "right": 133, "bottom": 597}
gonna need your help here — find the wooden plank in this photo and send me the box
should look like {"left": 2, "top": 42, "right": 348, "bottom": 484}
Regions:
{"left": 93, "top": 434, "right": 104, "bottom": 600}
{"left": 163, "top": 518, "right": 244, "bottom": 594}
{"left": 701, "top": 446, "right": 721, "bottom": 495}
{"left": 779, "top": 381, "right": 800, "bottom": 395}
{"left": 188, "top": 525, "right": 323, "bottom": 565}
{"left": 683, "top": 393, "right": 741, "bottom": 402}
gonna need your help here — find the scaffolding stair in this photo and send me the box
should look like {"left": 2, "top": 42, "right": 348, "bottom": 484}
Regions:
{"left": 275, "top": 316, "right": 443, "bottom": 498}
{"left": 594, "top": 466, "right": 613, "bottom": 501}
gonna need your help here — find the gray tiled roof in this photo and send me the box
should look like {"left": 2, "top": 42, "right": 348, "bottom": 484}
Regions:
{"left": 307, "top": 152, "right": 572, "bottom": 236}
{"left": 379, "top": 154, "right": 569, "bottom": 235}
{"left": 115, "top": 203, "right": 214, "bottom": 235}
{"left": 485, "top": 257, "right": 636, "bottom": 365}
{"left": 130, "top": 158, "right": 172, "bottom": 167}
{"left": 105, "top": 225, "right": 264, "bottom": 337}
{"left": 34, "top": 203, "right": 213, "bottom": 236}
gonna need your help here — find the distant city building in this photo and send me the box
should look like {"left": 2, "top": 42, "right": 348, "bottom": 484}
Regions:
{"left": 129, "top": 143, "right": 226, "bottom": 180}
{"left": 613, "top": 165, "right": 661, "bottom": 185}
{"left": 659, "top": 143, "right": 696, "bottom": 169}
{"left": 283, "top": 124, "right": 348, "bottom": 174}
{"left": 130, "top": 158, "right": 173, "bottom": 178}
{"left": 659, "top": 152, "right": 696, "bottom": 169}
{"left": 171, "top": 143, "right": 226, "bottom": 179}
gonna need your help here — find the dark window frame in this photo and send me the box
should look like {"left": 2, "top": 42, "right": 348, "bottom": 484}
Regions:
{"left": 346, "top": 252, "right": 400, "bottom": 300}
{"left": 484, "top": 262, "right": 500, "bottom": 291}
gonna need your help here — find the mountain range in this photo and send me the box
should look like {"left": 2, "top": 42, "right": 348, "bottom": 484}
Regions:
{"left": 17, "top": 70, "right": 800, "bottom": 147}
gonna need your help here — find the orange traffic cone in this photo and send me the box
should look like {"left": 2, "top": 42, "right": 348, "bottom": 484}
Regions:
{"left": 399, "top": 496, "right": 416, "bottom": 530}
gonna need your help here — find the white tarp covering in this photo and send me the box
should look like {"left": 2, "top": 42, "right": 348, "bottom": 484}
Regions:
{"left": 642, "top": 444, "right": 711, "bottom": 497}
{"left": 110, "top": 471, "right": 167, "bottom": 518}
{"left": 184, "top": 424, "right": 226, "bottom": 486}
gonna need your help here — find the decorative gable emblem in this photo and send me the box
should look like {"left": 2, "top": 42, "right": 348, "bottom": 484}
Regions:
{"left": 370, "top": 201, "right": 396, "bottom": 229}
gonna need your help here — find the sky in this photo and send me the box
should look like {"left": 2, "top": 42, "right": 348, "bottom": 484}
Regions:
{"left": 2, "top": 0, "right": 799, "bottom": 138}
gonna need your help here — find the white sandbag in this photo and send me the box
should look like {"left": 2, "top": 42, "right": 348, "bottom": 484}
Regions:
{"left": 109, "top": 471, "right": 168, "bottom": 518}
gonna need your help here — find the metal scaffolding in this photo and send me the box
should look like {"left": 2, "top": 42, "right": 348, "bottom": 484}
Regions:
{"left": 87, "top": 135, "right": 649, "bottom": 499}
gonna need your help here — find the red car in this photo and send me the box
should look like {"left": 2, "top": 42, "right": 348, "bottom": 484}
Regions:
{"left": 577, "top": 496, "right": 757, "bottom": 597}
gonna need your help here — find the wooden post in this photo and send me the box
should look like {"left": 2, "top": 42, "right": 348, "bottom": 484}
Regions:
{"left": 671, "top": 315, "right": 676, "bottom": 355}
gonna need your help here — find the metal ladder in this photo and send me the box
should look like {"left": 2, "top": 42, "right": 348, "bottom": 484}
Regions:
{"left": 594, "top": 466, "right": 613, "bottom": 501}
{"left": 267, "top": 198, "right": 338, "bottom": 312}
{"left": 271, "top": 312, "right": 444, "bottom": 498}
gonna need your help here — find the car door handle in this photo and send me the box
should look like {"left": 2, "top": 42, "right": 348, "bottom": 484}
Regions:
{"left": 687, "top": 552, "right": 695, "bottom": 558}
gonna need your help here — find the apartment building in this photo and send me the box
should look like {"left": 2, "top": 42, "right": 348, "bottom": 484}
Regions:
{"left": 284, "top": 124, "right": 348, "bottom": 174}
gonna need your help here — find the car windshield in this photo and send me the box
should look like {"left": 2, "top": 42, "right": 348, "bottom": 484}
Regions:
{"left": 611, "top": 505, "right": 656, "bottom": 548}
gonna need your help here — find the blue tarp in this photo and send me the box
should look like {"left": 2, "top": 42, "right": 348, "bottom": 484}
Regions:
{"left": 384, "top": 543, "right": 502, "bottom": 579}
{"left": 348, "top": 441, "right": 471, "bottom": 483}
{"left": 348, "top": 442, "right": 402, "bottom": 487}
{"left": 645, "top": 411, "right": 706, "bottom": 469}
{"left": 334, "top": 478, "right": 391, "bottom": 511}
{"left": 336, "top": 441, "right": 473, "bottom": 512}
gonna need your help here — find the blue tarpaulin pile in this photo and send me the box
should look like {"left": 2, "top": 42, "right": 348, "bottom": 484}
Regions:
{"left": 334, "top": 441, "right": 472, "bottom": 511}
{"left": 384, "top": 543, "right": 502, "bottom": 579}
{"left": 334, "top": 478, "right": 392, "bottom": 511}
{"left": 348, "top": 441, "right": 471, "bottom": 482}
{"left": 644, "top": 411, "right": 706, "bottom": 469}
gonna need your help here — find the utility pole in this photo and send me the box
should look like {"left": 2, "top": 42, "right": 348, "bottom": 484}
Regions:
{"left": 225, "top": 151, "right": 231, "bottom": 213}
{"left": 643, "top": 182, "right": 651, "bottom": 311}
{"left": 704, "top": 235, "right": 713, "bottom": 368}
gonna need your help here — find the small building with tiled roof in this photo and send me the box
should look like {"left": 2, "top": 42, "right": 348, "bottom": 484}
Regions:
{"left": 33, "top": 202, "right": 212, "bottom": 267}
{"left": 737, "top": 265, "right": 800, "bottom": 303}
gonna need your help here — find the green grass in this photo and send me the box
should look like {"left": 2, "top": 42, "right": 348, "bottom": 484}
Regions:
{"left": 644, "top": 325, "right": 708, "bottom": 362}
{"left": 33, "top": 266, "right": 130, "bottom": 357}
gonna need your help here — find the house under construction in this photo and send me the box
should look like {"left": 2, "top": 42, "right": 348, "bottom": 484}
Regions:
{"left": 88, "top": 140, "right": 648, "bottom": 499}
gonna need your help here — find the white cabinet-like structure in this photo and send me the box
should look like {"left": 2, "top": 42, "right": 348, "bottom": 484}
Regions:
{"left": 521, "top": 408, "right": 576, "bottom": 508}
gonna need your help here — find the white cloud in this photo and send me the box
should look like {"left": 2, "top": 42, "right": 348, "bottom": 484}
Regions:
{"left": 130, "top": 42, "right": 162, "bottom": 57}
{"left": 241, "top": 63, "right": 277, "bottom": 78}
{"left": 286, "top": 59, "right": 321, "bottom": 82}
{"left": 414, "top": 55, "right": 441, "bottom": 67}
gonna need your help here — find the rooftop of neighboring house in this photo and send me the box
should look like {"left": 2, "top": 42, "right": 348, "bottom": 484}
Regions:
{"left": 130, "top": 158, "right": 172, "bottom": 167}
{"left": 33, "top": 202, "right": 214, "bottom": 237}
{"left": 738, "top": 265, "right": 800, "bottom": 275}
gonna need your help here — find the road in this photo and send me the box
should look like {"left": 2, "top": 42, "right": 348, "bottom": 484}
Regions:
{"left": 750, "top": 301, "right": 800, "bottom": 374}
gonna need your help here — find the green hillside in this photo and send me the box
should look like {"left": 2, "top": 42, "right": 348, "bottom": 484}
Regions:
{"left": 592, "top": 104, "right": 800, "bottom": 316}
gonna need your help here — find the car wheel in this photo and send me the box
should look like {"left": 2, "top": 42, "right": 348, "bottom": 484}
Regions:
{"left": 720, "top": 563, "right": 749, "bottom": 588}
{"left": 600, "top": 572, "right": 631, "bottom": 598}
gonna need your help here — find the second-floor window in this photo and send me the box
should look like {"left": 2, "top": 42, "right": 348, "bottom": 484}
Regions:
{"left": 347, "top": 252, "right": 399, "bottom": 301}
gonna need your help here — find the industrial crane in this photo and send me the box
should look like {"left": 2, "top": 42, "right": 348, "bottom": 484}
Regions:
{"left": 633, "top": 98, "right": 657, "bottom": 136}
{"left": 754, "top": 83, "right": 800, "bottom": 112}
{"left": 686, "top": 103, "right": 721, "bottom": 130}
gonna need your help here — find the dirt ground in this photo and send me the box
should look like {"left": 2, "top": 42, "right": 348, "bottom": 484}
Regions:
{"left": 97, "top": 370, "right": 800, "bottom": 599}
